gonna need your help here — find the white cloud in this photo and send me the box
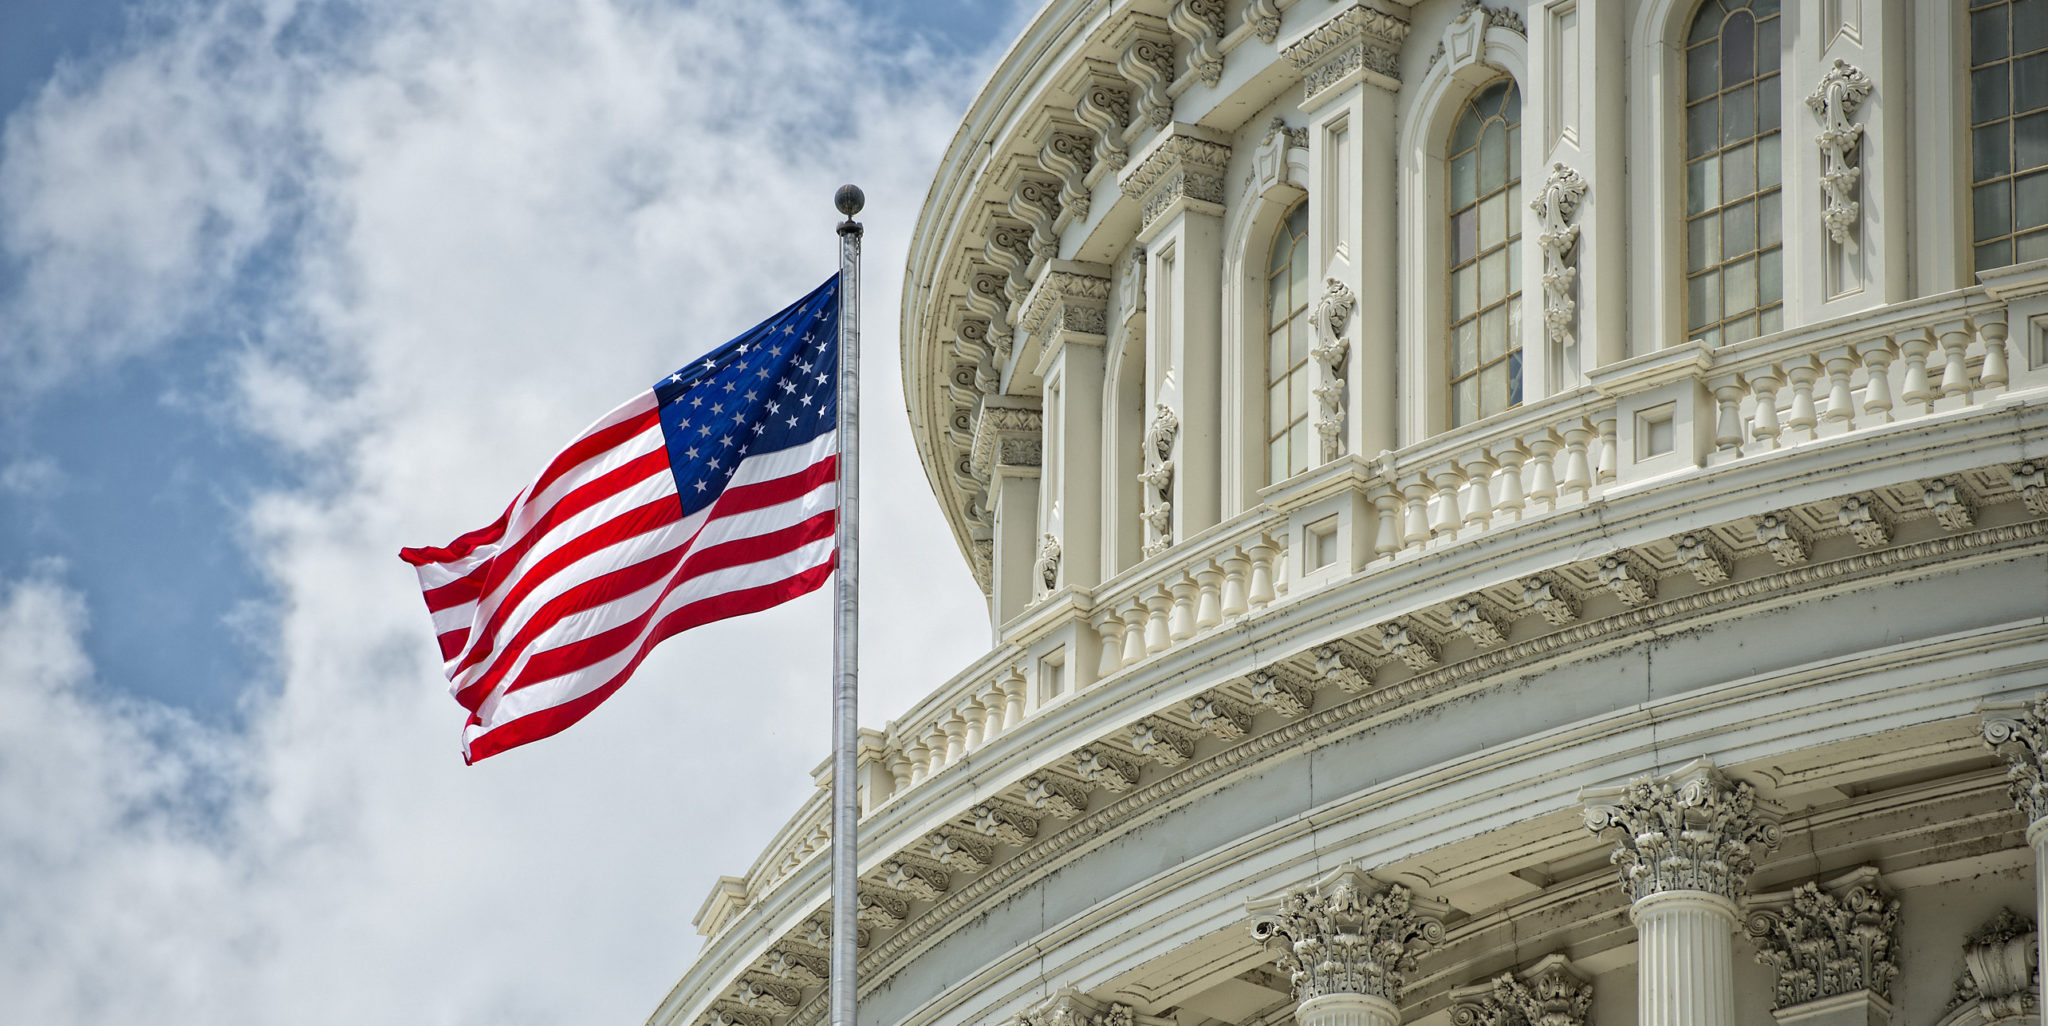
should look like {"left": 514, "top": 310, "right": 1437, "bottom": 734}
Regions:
{"left": 0, "top": 0, "right": 1013, "bottom": 1022}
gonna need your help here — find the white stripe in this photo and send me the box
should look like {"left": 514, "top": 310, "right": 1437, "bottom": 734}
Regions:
{"left": 727, "top": 430, "right": 837, "bottom": 488}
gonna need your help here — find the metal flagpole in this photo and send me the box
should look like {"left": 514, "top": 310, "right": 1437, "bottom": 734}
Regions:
{"left": 829, "top": 183, "right": 864, "bottom": 1026}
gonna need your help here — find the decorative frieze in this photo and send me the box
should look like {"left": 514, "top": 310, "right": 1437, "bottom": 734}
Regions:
{"left": 1582, "top": 758, "right": 1781, "bottom": 904}
{"left": 1248, "top": 870, "right": 1447, "bottom": 1002}
{"left": 1018, "top": 268, "right": 1111, "bottom": 344}
{"left": 1167, "top": 0, "right": 1227, "bottom": 88}
{"left": 1140, "top": 404, "right": 1179, "bottom": 556}
{"left": 969, "top": 401, "right": 1043, "bottom": 482}
{"left": 1281, "top": 3, "right": 1410, "bottom": 102}
{"left": 1310, "top": 278, "right": 1356, "bottom": 464}
{"left": 1744, "top": 868, "right": 1900, "bottom": 1008}
{"left": 1121, "top": 132, "right": 1231, "bottom": 231}
{"left": 1806, "top": 60, "right": 1874, "bottom": 245}
{"left": 1755, "top": 511, "right": 1811, "bottom": 567}
{"left": 1249, "top": 668, "right": 1313, "bottom": 717}
{"left": 1188, "top": 693, "right": 1255, "bottom": 737}
{"left": 1450, "top": 954, "right": 1593, "bottom": 1026}
{"left": 1951, "top": 909, "right": 2038, "bottom": 1017}
{"left": 1530, "top": 163, "right": 1588, "bottom": 352}
{"left": 1022, "top": 773, "right": 1090, "bottom": 818}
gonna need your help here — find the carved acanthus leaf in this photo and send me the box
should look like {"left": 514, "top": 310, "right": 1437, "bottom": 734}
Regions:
{"left": 1312, "top": 644, "right": 1372, "bottom": 692}
{"left": 1837, "top": 494, "right": 1893, "bottom": 548}
{"left": 1249, "top": 872, "right": 1446, "bottom": 1002}
{"left": 1754, "top": 511, "right": 1810, "bottom": 566}
{"left": 1531, "top": 163, "right": 1588, "bottom": 352}
{"left": 1248, "top": 669, "right": 1312, "bottom": 717}
{"left": 1022, "top": 774, "right": 1091, "bottom": 818}
{"left": 1674, "top": 531, "right": 1732, "bottom": 586}
{"left": 1805, "top": 60, "right": 1874, "bottom": 244}
{"left": 971, "top": 802, "right": 1039, "bottom": 846}
{"left": 1130, "top": 718, "right": 1197, "bottom": 766}
{"left": 1582, "top": 759, "right": 1781, "bottom": 903}
{"left": 1310, "top": 278, "right": 1356, "bottom": 463}
{"left": 1744, "top": 871, "right": 1899, "bottom": 1007}
{"left": 1188, "top": 694, "right": 1256, "bottom": 737}
{"left": 1075, "top": 746, "right": 1143, "bottom": 791}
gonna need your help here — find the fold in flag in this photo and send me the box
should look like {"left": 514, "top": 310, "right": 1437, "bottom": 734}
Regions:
{"left": 401, "top": 276, "right": 841, "bottom": 763}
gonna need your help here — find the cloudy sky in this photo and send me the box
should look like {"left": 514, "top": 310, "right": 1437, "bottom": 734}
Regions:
{"left": 0, "top": 0, "right": 1026, "bottom": 1021}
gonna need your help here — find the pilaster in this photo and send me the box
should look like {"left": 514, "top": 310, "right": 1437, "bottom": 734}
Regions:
{"left": 1019, "top": 264, "right": 1111, "bottom": 592}
{"left": 1744, "top": 867, "right": 1899, "bottom": 1026}
{"left": 971, "top": 397, "right": 1043, "bottom": 628}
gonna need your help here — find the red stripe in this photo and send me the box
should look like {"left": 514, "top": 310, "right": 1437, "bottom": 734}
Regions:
{"left": 490, "top": 508, "right": 835, "bottom": 701}
{"left": 436, "top": 627, "right": 470, "bottom": 663}
{"left": 461, "top": 559, "right": 834, "bottom": 764}
{"left": 714, "top": 454, "right": 838, "bottom": 517}
{"left": 399, "top": 497, "right": 515, "bottom": 567}
{"left": 423, "top": 561, "right": 491, "bottom": 614}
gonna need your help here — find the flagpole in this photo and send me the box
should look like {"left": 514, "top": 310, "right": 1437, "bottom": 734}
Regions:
{"left": 830, "top": 183, "right": 864, "bottom": 1026}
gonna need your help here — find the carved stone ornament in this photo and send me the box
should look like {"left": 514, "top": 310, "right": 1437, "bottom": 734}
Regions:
{"left": 1530, "top": 163, "right": 1588, "bottom": 352}
{"left": 1312, "top": 644, "right": 1372, "bottom": 692}
{"left": 969, "top": 402, "right": 1043, "bottom": 483}
{"left": 1244, "top": 0, "right": 1281, "bottom": 44}
{"left": 971, "top": 802, "right": 1039, "bottom": 846}
{"left": 1450, "top": 954, "right": 1592, "bottom": 1026}
{"left": 1074, "top": 76, "right": 1131, "bottom": 174}
{"left": 1595, "top": 551, "right": 1657, "bottom": 606}
{"left": 761, "top": 947, "right": 826, "bottom": 985}
{"left": 1980, "top": 695, "right": 2048, "bottom": 827}
{"left": 1674, "top": 531, "right": 1732, "bottom": 586}
{"left": 1521, "top": 574, "right": 1579, "bottom": 626}
{"left": 1018, "top": 269, "right": 1112, "bottom": 343}
{"left": 1248, "top": 870, "right": 1447, "bottom": 1002}
{"left": 1022, "top": 773, "right": 1090, "bottom": 818}
{"left": 1755, "top": 511, "right": 1810, "bottom": 567}
{"left": 879, "top": 859, "right": 950, "bottom": 902}
{"left": 1140, "top": 404, "right": 1179, "bottom": 557}
{"left": 1035, "top": 532, "right": 1062, "bottom": 595}
{"left": 2014, "top": 460, "right": 2048, "bottom": 515}
{"left": 1450, "top": 597, "right": 1511, "bottom": 649}
{"left": 1253, "top": 117, "right": 1307, "bottom": 195}
{"left": 1248, "top": 668, "right": 1312, "bottom": 717}
{"left": 1117, "top": 33, "right": 1176, "bottom": 132}
{"left": 926, "top": 831, "right": 994, "bottom": 871}
{"left": 1743, "top": 869, "right": 1900, "bottom": 1008}
{"left": 1121, "top": 133, "right": 1232, "bottom": 230}
{"left": 1281, "top": 3, "right": 1411, "bottom": 102}
{"left": 1925, "top": 476, "right": 1978, "bottom": 531}
{"left": 1581, "top": 758, "right": 1781, "bottom": 904}
{"left": 1188, "top": 694, "right": 1255, "bottom": 737}
{"left": 1130, "top": 718, "right": 1196, "bottom": 766}
{"left": 1805, "top": 60, "right": 1875, "bottom": 245}
{"left": 1382, "top": 620, "right": 1440, "bottom": 671}
{"left": 1310, "top": 278, "right": 1357, "bottom": 463}
{"left": 1838, "top": 494, "right": 1893, "bottom": 548}
{"left": 1040, "top": 129, "right": 1096, "bottom": 227}
{"left": 1950, "top": 909, "right": 2039, "bottom": 1017}
{"left": 1168, "top": 0, "right": 1227, "bottom": 88}
{"left": 1075, "top": 746, "right": 1142, "bottom": 791}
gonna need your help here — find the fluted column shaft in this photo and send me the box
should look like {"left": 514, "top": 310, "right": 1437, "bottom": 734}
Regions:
{"left": 1979, "top": 697, "right": 2048, "bottom": 1013}
{"left": 1297, "top": 993, "right": 1398, "bottom": 1026}
{"left": 1632, "top": 891, "right": 1740, "bottom": 1026}
{"left": 2033, "top": 821, "right": 2048, "bottom": 1014}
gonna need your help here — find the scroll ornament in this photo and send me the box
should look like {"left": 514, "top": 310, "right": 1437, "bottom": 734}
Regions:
{"left": 1249, "top": 875, "right": 1445, "bottom": 1001}
{"left": 1139, "top": 404, "right": 1179, "bottom": 557}
{"left": 1806, "top": 60, "right": 1874, "bottom": 244}
{"left": 1309, "top": 278, "right": 1357, "bottom": 464}
{"left": 1744, "top": 879, "right": 1900, "bottom": 1007}
{"left": 1582, "top": 763, "right": 1781, "bottom": 903}
{"left": 1035, "top": 533, "right": 1062, "bottom": 595}
{"left": 1530, "top": 163, "right": 1588, "bottom": 351}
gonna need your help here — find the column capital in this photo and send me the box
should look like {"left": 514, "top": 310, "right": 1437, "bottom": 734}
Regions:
{"left": 1449, "top": 953, "right": 1592, "bottom": 1026}
{"left": 1581, "top": 757, "right": 1781, "bottom": 905}
{"left": 1247, "top": 868, "right": 1447, "bottom": 1003}
{"left": 1743, "top": 867, "right": 1900, "bottom": 1010}
{"left": 1118, "top": 126, "right": 1232, "bottom": 234}
{"left": 1280, "top": 2, "right": 1410, "bottom": 106}
{"left": 1980, "top": 696, "right": 2048, "bottom": 834}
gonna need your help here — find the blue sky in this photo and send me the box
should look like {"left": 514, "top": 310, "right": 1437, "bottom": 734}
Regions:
{"left": 0, "top": 1, "right": 1023, "bottom": 1021}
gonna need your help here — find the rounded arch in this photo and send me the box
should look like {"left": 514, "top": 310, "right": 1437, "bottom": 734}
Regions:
{"left": 1396, "top": 13, "right": 1530, "bottom": 443}
{"left": 1626, "top": 0, "right": 1708, "bottom": 359}
{"left": 1219, "top": 124, "right": 1310, "bottom": 512}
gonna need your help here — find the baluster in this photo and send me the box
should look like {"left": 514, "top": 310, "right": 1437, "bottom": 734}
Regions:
{"left": 1560, "top": 422, "right": 1595, "bottom": 498}
{"left": 1220, "top": 548, "right": 1251, "bottom": 617}
{"left": 945, "top": 714, "right": 968, "bottom": 762}
{"left": 1248, "top": 537, "right": 1278, "bottom": 607}
{"left": 1399, "top": 475, "right": 1433, "bottom": 548}
{"left": 1783, "top": 357, "right": 1820, "bottom": 442}
{"left": 1461, "top": 454, "right": 1496, "bottom": 529}
{"left": 930, "top": 721, "right": 956, "bottom": 769}
{"left": 1429, "top": 464, "right": 1465, "bottom": 540}
{"left": 1856, "top": 338, "right": 1896, "bottom": 424}
{"left": 1980, "top": 319, "right": 2011, "bottom": 390}
{"left": 1710, "top": 379, "right": 1746, "bottom": 456}
{"left": 1270, "top": 533, "right": 1289, "bottom": 600}
{"left": 1746, "top": 369, "right": 1783, "bottom": 450}
{"left": 1821, "top": 347, "right": 1859, "bottom": 427}
{"left": 1144, "top": 590, "right": 1172, "bottom": 653}
{"left": 979, "top": 679, "right": 1007, "bottom": 739}
{"left": 1092, "top": 609, "right": 1124, "bottom": 677}
{"left": 1898, "top": 330, "right": 1936, "bottom": 413}
{"left": 1194, "top": 564, "right": 1223, "bottom": 630}
{"left": 1937, "top": 321, "right": 1974, "bottom": 400}
{"left": 887, "top": 745, "right": 912, "bottom": 794}
{"left": 1526, "top": 432, "right": 1560, "bottom": 509}
{"left": 960, "top": 695, "right": 985, "bottom": 750}
{"left": 1120, "top": 600, "right": 1148, "bottom": 665}
{"left": 1167, "top": 575, "right": 1198, "bottom": 642}
{"left": 1372, "top": 490, "right": 1403, "bottom": 559}
{"left": 906, "top": 736, "right": 930, "bottom": 784}
{"left": 1491, "top": 444, "right": 1527, "bottom": 522}
{"left": 1002, "top": 668, "right": 1026, "bottom": 727}
{"left": 1594, "top": 413, "right": 1619, "bottom": 486}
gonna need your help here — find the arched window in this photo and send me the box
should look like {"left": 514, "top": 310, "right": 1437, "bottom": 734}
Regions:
{"left": 1447, "top": 77, "right": 1522, "bottom": 427}
{"left": 1266, "top": 202, "right": 1312, "bottom": 484}
{"left": 1684, "top": 0, "right": 1781, "bottom": 347}
{"left": 1970, "top": 0, "right": 2048, "bottom": 271}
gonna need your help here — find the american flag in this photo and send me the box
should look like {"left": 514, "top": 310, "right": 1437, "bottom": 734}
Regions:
{"left": 401, "top": 276, "right": 841, "bottom": 763}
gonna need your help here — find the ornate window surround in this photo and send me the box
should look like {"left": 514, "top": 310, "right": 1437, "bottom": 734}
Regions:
{"left": 1396, "top": 13, "right": 1530, "bottom": 443}
{"left": 1220, "top": 117, "right": 1311, "bottom": 513}
{"left": 1103, "top": 252, "right": 1148, "bottom": 575}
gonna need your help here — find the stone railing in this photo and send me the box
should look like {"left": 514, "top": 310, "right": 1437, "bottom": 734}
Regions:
{"left": 1086, "top": 515, "right": 1291, "bottom": 679}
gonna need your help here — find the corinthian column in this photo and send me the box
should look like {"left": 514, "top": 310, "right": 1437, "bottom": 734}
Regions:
{"left": 1978, "top": 696, "right": 2048, "bottom": 1015}
{"left": 1582, "top": 758, "right": 1781, "bottom": 1026}
{"left": 1247, "top": 868, "right": 1447, "bottom": 1026}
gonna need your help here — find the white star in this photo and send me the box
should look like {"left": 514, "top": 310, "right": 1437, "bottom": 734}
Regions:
{"left": 756, "top": 367, "right": 771, "bottom": 379}
{"left": 703, "top": 358, "right": 716, "bottom": 369}
{"left": 815, "top": 372, "right": 828, "bottom": 385}
{"left": 731, "top": 412, "right": 744, "bottom": 424}
{"left": 711, "top": 402, "right": 724, "bottom": 415}
{"left": 744, "top": 389, "right": 757, "bottom": 401}
{"left": 767, "top": 401, "right": 781, "bottom": 413}
{"left": 799, "top": 394, "right": 812, "bottom": 406}
{"left": 694, "top": 480, "right": 707, "bottom": 492}
{"left": 723, "top": 380, "right": 736, "bottom": 393}
{"left": 708, "top": 458, "right": 721, "bottom": 470}
{"left": 782, "top": 324, "right": 796, "bottom": 335}
{"left": 720, "top": 435, "right": 733, "bottom": 447}
{"left": 798, "top": 359, "right": 813, "bottom": 373}
{"left": 699, "top": 425, "right": 712, "bottom": 436}
{"left": 686, "top": 447, "right": 699, "bottom": 459}
{"left": 738, "top": 342, "right": 750, "bottom": 353}
{"left": 690, "top": 395, "right": 703, "bottom": 408}
{"left": 752, "top": 423, "right": 765, "bottom": 434}
{"left": 669, "top": 372, "right": 684, "bottom": 384}
{"left": 787, "top": 416, "right": 799, "bottom": 428}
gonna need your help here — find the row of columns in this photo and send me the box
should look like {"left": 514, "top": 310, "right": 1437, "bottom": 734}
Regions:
{"left": 1244, "top": 743, "right": 2048, "bottom": 1025}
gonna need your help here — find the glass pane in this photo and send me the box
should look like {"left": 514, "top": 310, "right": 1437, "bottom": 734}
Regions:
{"left": 1480, "top": 123, "right": 1508, "bottom": 193}
{"left": 1288, "top": 243, "right": 1310, "bottom": 306}
{"left": 1480, "top": 361, "right": 1508, "bottom": 417}
{"left": 1758, "top": 75, "right": 1780, "bottom": 132}
{"left": 1289, "top": 310, "right": 1310, "bottom": 363}
{"left": 1700, "top": 326, "right": 1723, "bottom": 348}
{"left": 1687, "top": 157, "right": 1720, "bottom": 217}
{"left": 1723, "top": 11, "right": 1755, "bottom": 86}
{"left": 1507, "top": 124, "right": 1521, "bottom": 169}
{"left": 1268, "top": 230, "right": 1291, "bottom": 273}
{"left": 1453, "top": 378, "right": 1478, "bottom": 427}
{"left": 1759, "top": 305, "right": 1783, "bottom": 335}
{"left": 1722, "top": 83, "right": 1756, "bottom": 146}
{"left": 1759, "top": 190, "right": 1782, "bottom": 248}
{"left": 1453, "top": 264, "right": 1477, "bottom": 316}
{"left": 1453, "top": 108, "right": 1481, "bottom": 153}
{"left": 1725, "top": 313, "right": 1758, "bottom": 345}
{"left": 2023, "top": 52, "right": 2048, "bottom": 113}
{"left": 1506, "top": 182, "right": 1521, "bottom": 231}
{"left": 1452, "top": 206, "right": 1478, "bottom": 263}
{"left": 1269, "top": 332, "right": 1287, "bottom": 379}
{"left": 2021, "top": 169, "right": 2048, "bottom": 229}
{"left": 1757, "top": 15, "right": 1779, "bottom": 74}
{"left": 1723, "top": 141, "right": 1756, "bottom": 201}
{"left": 1453, "top": 317, "right": 1478, "bottom": 375}
{"left": 1976, "top": 5, "right": 2012, "bottom": 65}
{"left": 1269, "top": 437, "right": 1287, "bottom": 484}
{"left": 1268, "top": 380, "right": 1286, "bottom": 424}
{"left": 1688, "top": 271, "right": 1721, "bottom": 330}
{"left": 1451, "top": 150, "right": 1478, "bottom": 208}
{"left": 2021, "top": 229, "right": 2048, "bottom": 263}
{"left": 1480, "top": 192, "right": 1506, "bottom": 249}
{"left": 1980, "top": 119, "right": 2016, "bottom": 179}
{"left": 1759, "top": 247, "right": 1783, "bottom": 305}
{"left": 1689, "top": 2, "right": 1727, "bottom": 46}
{"left": 1688, "top": 212, "right": 1723, "bottom": 271}
{"left": 1507, "top": 293, "right": 1522, "bottom": 342}
{"left": 1724, "top": 197, "right": 1757, "bottom": 256}
{"left": 1476, "top": 81, "right": 1505, "bottom": 118}
{"left": 1753, "top": 0, "right": 1778, "bottom": 17}
{"left": 1977, "top": 179, "right": 2015, "bottom": 241}
{"left": 1758, "top": 132, "right": 1781, "bottom": 190}
{"left": 1688, "top": 98, "right": 1719, "bottom": 158}
{"left": 1977, "top": 65, "right": 2013, "bottom": 121}
{"left": 1480, "top": 249, "right": 1506, "bottom": 305}
{"left": 1724, "top": 255, "right": 1758, "bottom": 317}
{"left": 1481, "top": 304, "right": 1507, "bottom": 361}
{"left": 2024, "top": 111, "right": 2048, "bottom": 173}
{"left": 1288, "top": 420, "right": 1308, "bottom": 472}
{"left": 1688, "top": 43, "right": 1719, "bottom": 98}
{"left": 2022, "top": 0, "right": 2048, "bottom": 55}
{"left": 1979, "top": 238, "right": 2015, "bottom": 271}
{"left": 1268, "top": 278, "right": 1288, "bottom": 329}
{"left": 1508, "top": 238, "right": 1521, "bottom": 290}
{"left": 1503, "top": 83, "right": 1522, "bottom": 122}
{"left": 1508, "top": 349, "right": 1524, "bottom": 406}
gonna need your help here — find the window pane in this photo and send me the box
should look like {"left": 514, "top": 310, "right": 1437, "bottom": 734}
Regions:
{"left": 1723, "top": 141, "right": 1756, "bottom": 202}
{"left": 1688, "top": 99, "right": 1719, "bottom": 157}
{"left": 2021, "top": 168, "right": 2048, "bottom": 229}
{"left": 1452, "top": 109, "right": 1481, "bottom": 153}
{"left": 1268, "top": 278, "right": 1288, "bottom": 329}
{"left": 1453, "top": 263, "right": 1477, "bottom": 314}
{"left": 1480, "top": 304, "right": 1507, "bottom": 361}
{"left": 2022, "top": 52, "right": 2048, "bottom": 113}
{"left": 1453, "top": 378, "right": 1478, "bottom": 426}
{"left": 1759, "top": 190, "right": 1782, "bottom": 248}
{"left": 1977, "top": 66, "right": 2013, "bottom": 121}
{"left": 1479, "top": 361, "right": 1508, "bottom": 417}
{"left": 1453, "top": 318, "right": 1478, "bottom": 376}
{"left": 1723, "top": 255, "right": 1758, "bottom": 317}
{"left": 1688, "top": 271, "right": 1721, "bottom": 330}
{"left": 1688, "top": 42, "right": 1719, "bottom": 98}
{"left": 1269, "top": 332, "right": 1287, "bottom": 379}
{"left": 1757, "top": 15, "right": 1779, "bottom": 74}
{"left": 1688, "top": 212, "right": 1722, "bottom": 270}
{"left": 1507, "top": 349, "right": 1524, "bottom": 405}
{"left": 1480, "top": 248, "right": 1507, "bottom": 306}
{"left": 1724, "top": 313, "right": 1758, "bottom": 345}
{"left": 1687, "top": 158, "right": 1719, "bottom": 217}
{"left": 2022, "top": 228, "right": 2048, "bottom": 263}
{"left": 1451, "top": 150, "right": 1477, "bottom": 208}
{"left": 1758, "top": 75, "right": 1780, "bottom": 132}
{"left": 1753, "top": 0, "right": 1779, "bottom": 17}
{"left": 1508, "top": 235, "right": 1521, "bottom": 287}
{"left": 1268, "top": 379, "right": 1286, "bottom": 424}
{"left": 1288, "top": 420, "right": 1309, "bottom": 472}
{"left": 1759, "top": 305, "right": 1783, "bottom": 336}
{"left": 1758, "top": 248, "right": 1783, "bottom": 306}
{"left": 1269, "top": 437, "right": 1287, "bottom": 484}
{"left": 1722, "top": 83, "right": 1756, "bottom": 146}
{"left": 1978, "top": 179, "right": 2015, "bottom": 241}
{"left": 1689, "top": 3, "right": 1727, "bottom": 46}
{"left": 1480, "top": 122, "right": 1508, "bottom": 192}
{"left": 1290, "top": 310, "right": 1310, "bottom": 364}
{"left": 1980, "top": 238, "right": 2015, "bottom": 271}
{"left": 1507, "top": 293, "right": 1522, "bottom": 343}
{"left": 1452, "top": 206, "right": 1478, "bottom": 263}
{"left": 1976, "top": 5, "right": 2012, "bottom": 65}
{"left": 1723, "top": 12, "right": 1755, "bottom": 85}
{"left": 1981, "top": 119, "right": 2016, "bottom": 179}
{"left": 2024, "top": 111, "right": 2048, "bottom": 173}
{"left": 1724, "top": 198, "right": 1757, "bottom": 256}
{"left": 2022, "top": 0, "right": 2048, "bottom": 54}
{"left": 1758, "top": 132, "right": 1781, "bottom": 190}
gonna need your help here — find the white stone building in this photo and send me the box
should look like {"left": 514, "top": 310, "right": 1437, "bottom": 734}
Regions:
{"left": 649, "top": 1, "right": 2048, "bottom": 1023}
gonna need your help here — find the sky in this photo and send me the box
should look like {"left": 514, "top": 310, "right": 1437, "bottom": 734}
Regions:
{"left": 0, "top": 0, "right": 1029, "bottom": 1022}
